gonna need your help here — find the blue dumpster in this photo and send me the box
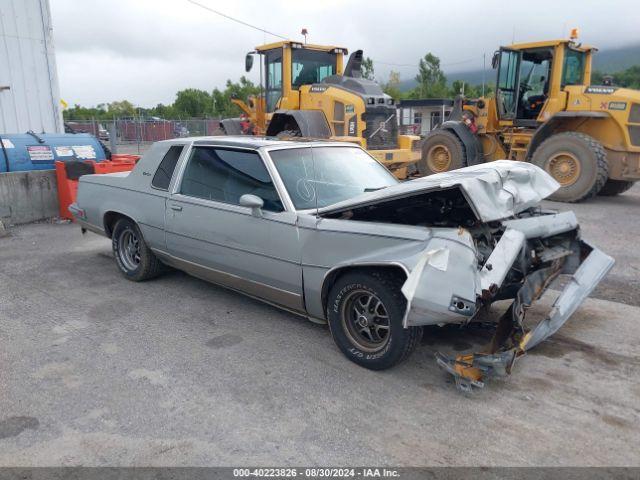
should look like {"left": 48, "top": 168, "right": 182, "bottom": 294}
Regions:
{"left": 0, "top": 133, "right": 107, "bottom": 173}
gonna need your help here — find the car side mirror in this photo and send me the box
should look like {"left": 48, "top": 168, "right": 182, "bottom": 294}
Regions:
{"left": 239, "top": 194, "right": 263, "bottom": 216}
{"left": 245, "top": 53, "right": 254, "bottom": 72}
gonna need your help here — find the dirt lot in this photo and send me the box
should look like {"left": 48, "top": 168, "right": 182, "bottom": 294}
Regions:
{"left": 0, "top": 186, "right": 639, "bottom": 466}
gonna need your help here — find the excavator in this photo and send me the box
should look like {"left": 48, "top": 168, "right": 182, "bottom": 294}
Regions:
{"left": 418, "top": 30, "right": 640, "bottom": 202}
{"left": 220, "top": 41, "right": 421, "bottom": 178}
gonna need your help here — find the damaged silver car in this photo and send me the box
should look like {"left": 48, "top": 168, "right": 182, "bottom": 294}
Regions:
{"left": 70, "top": 137, "right": 614, "bottom": 390}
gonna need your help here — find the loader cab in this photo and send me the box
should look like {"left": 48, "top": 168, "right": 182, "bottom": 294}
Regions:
{"left": 493, "top": 40, "right": 591, "bottom": 126}
{"left": 252, "top": 41, "right": 345, "bottom": 113}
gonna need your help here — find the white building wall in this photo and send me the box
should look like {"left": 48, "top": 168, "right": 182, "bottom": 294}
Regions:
{"left": 0, "top": 0, "right": 63, "bottom": 134}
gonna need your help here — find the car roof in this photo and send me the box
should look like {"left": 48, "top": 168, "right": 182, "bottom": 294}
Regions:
{"left": 158, "top": 136, "right": 353, "bottom": 150}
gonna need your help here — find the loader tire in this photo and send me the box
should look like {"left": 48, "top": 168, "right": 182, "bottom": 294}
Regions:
{"left": 598, "top": 179, "right": 635, "bottom": 196}
{"left": 531, "top": 132, "right": 608, "bottom": 203}
{"left": 327, "top": 270, "right": 422, "bottom": 370}
{"left": 112, "top": 218, "right": 163, "bottom": 282}
{"left": 418, "top": 129, "right": 467, "bottom": 176}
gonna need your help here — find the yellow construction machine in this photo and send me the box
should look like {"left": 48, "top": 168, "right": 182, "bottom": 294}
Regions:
{"left": 418, "top": 31, "right": 640, "bottom": 202}
{"left": 220, "top": 41, "right": 421, "bottom": 178}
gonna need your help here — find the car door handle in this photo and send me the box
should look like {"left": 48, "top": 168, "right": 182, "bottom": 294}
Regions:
{"left": 170, "top": 204, "right": 182, "bottom": 211}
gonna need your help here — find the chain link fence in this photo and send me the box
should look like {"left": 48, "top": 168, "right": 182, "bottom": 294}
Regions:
{"left": 65, "top": 117, "right": 225, "bottom": 155}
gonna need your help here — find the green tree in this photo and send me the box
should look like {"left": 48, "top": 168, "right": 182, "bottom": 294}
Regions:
{"left": 413, "top": 53, "right": 448, "bottom": 98}
{"left": 361, "top": 57, "right": 375, "bottom": 80}
{"left": 591, "top": 66, "right": 640, "bottom": 89}
{"left": 107, "top": 100, "right": 136, "bottom": 117}
{"left": 382, "top": 70, "right": 402, "bottom": 99}
{"left": 210, "top": 76, "right": 260, "bottom": 118}
{"left": 173, "top": 89, "right": 213, "bottom": 118}
{"left": 612, "top": 65, "right": 640, "bottom": 89}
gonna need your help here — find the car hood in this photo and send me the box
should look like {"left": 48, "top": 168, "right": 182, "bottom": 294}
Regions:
{"left": 318, "top": 160, "right": 560, "bottom": 222}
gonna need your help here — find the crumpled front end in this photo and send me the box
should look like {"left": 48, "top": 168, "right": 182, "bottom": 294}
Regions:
{"left": 401, "top": 210, "right": 614, "bottom": 392}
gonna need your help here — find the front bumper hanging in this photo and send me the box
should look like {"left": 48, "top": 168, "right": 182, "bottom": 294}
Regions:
{"left": 436, "top": 243, "right": 614, "bottom": 392}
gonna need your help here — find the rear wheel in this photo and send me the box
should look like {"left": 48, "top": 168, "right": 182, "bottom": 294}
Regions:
{"left": 598, "top": 179, "right": 635, "bottom": 196}
{"left": 327, "top": 271, "right": 422, "bottom": 370}
{"left": 531, "top": 132, "right": 608, "bottom": 202}
{"left": 418, "top": 129, "right": 467, "bottom": 176}
{"left": 112, "top": 218, "right": 163, "bottom": 281}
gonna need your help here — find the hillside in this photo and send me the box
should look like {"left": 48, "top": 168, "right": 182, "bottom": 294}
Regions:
{"left": 397, "top": 43, "right": 640, "bottom": 92}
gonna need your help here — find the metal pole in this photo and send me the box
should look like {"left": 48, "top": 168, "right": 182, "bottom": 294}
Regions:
{"left": 0, "top": 134, "right": 11, "bottom": 173}
{"left": 482, "top": 53, "right": 486, "bottom": 97}
{"left": 109, "top": 120, "right": 117, "bottom": 154}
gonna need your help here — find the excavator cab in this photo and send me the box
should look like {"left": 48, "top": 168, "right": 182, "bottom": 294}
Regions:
{"left": 494, "top": 46, "right": 555, "bottom": 125}
{"left": 244, "top": 42, "right": 345, "bottom": 116}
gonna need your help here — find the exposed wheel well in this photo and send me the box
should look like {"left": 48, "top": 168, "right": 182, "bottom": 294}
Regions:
{"left": 103, "top": 211, "right": 134, "bottom": 238}
{"left": 320, "top": 264, "right": 408, "bottom": 317}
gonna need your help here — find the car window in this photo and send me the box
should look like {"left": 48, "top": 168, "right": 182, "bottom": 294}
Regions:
{"left": 180, "top": 147, "right": 284, "bottom": 212}
{"left": 270, "top": 146, "right": 398, "bottom": 210}
{"left": 562, "top": 49, "right": 586, "bottom": 86}
{"left": 152, "top": 145, "right": 184, "bottom": 190}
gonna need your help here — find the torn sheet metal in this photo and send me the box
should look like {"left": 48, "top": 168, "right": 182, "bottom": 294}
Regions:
{"left": 437, "top": 244, "right": 615, "bottom": 392}
{"left": 502, "top": 211, "right": 578, "bottom": 239}
{"left": 401, "top": 248, "right": 449, "bottom": 326}
{"left": 479, "top": 229, "right": 526, "bottom": 292}
{"left": 402, "top": 237, "right": 478, "bottom": 327}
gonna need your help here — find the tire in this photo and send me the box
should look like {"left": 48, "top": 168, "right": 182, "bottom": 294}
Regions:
{"left": 418, "top": 129, "right": 467, "bottom": 176}
{"left": 531, "top": 132, "right": 608, "bottom": 202}
{"left": 598, "top": 179, "right": 635, "bottom": 196}
{"left": 112, "top": 218, "right": 163, "bottom": 281}
{"left": 327, "top": 271, "right": 422, "bottom": 370}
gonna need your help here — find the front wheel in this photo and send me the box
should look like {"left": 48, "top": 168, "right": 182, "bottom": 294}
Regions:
{"left": 418, "top": 129, "right": 467, "bottom": 176}
{"left": 112, "top": 218, "right": 164, "bottom": 281}
{"left": 327, "top": 271, "right": 422, "bottom": 370}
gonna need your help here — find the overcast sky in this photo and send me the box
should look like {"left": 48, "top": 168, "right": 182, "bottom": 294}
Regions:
{"left": 50, "top": 0, "right": 640, "bottom": 108}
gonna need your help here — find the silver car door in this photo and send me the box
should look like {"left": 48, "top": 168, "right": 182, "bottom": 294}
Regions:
{"left": 164, "top": 146, "right": 303, "bottom": 311}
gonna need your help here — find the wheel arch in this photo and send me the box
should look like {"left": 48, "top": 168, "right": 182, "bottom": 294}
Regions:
{"left": 527, "top": 111, "right": 613, "bottom": 159}
{"left": 435, "top": 121, "right": 483, "bottom": 165}
{"left": 103, "top": 210, "right": 137, "bottom": 238}
{"left": 266, "top": 110, "right": 332, "bottom": 138}
{"left": 320, "top": 263, "right": 409, "bottom": 318}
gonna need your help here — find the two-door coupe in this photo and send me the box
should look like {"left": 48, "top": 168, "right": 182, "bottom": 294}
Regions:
{"left": 70, "top": 137, "right": 613, "bottom": 390}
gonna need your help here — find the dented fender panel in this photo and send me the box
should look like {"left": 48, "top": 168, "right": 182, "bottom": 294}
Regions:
{"left": 402, "top": 231, "right": 479, "bottom": 327}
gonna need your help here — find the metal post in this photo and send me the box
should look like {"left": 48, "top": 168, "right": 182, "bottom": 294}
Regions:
{"left": 0, "top": 134, "right": 11, "bottom": 173}
{"left": 482, "top": 53, "right": 486, "bottom": 97}
{"left": 109, "top": 120, "right": 117, "bottom": 154}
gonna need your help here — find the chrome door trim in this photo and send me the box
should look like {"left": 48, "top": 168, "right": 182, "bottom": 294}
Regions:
{"left": 152, "top": 249, "right": 304, "bottom": 312}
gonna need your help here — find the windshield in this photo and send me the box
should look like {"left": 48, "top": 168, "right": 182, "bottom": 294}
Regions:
{"left": 292, "top": 49, "right": 337, "bottom": 89}
{"left": 269, "top": 146, "right": 398, "bottom": 210}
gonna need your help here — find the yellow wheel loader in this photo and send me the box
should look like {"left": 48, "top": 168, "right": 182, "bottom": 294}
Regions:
{"left": 220, "top": 41, "right": 421, "bottom": 178}
{"left": 419, "top": 34, "right": 640, "bottom": 202}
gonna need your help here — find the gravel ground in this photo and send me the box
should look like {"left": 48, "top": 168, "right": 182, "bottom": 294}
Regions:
{"left": 0, "top": 186, "right": 639, "bottom": 466}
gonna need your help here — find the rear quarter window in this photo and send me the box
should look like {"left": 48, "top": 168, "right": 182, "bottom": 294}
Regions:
{"left": 152, "top": 145, "right": 184, "bottom": 190}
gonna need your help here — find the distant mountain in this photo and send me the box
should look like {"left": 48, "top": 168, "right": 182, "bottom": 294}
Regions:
{"left": 397, "top": 43, "right": 640, "bottom": 92}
